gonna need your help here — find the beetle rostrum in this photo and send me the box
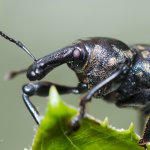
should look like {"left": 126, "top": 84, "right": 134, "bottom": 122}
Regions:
{"left": 1, "top": 31, "right": 150, "bottom": 149}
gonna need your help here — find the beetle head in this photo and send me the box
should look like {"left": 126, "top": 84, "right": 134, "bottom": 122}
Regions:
{"left": 27, "top": 45, "right": 88, "bottom": 81}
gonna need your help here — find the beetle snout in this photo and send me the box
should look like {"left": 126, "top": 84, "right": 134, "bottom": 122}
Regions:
{"left": 27, "top": 62, "right": 46, "bottom": 81}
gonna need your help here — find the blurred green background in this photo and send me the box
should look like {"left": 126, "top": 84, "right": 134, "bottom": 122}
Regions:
{"left": 0, "top": 0, "right": 150, "bottom": 149}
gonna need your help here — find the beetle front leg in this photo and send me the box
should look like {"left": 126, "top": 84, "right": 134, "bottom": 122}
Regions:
{"left": 22, "top": 93, "right": 40, "bottom": 124}
{"left": 22, "top": 81, "right": 88, "bottom": 125}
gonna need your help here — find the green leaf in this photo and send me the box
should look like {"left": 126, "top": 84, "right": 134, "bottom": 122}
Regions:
{"left": 32, "top": 86, "right": 149, "bottom": 150}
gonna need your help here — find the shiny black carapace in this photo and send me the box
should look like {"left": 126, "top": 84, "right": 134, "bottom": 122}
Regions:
{"left": 1, "top": 31, "right": 150, "bottom": 149}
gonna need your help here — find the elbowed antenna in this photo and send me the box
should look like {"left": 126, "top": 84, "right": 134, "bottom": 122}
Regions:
{"left": 0, "top": 31, "right": 36, "bottom": 61}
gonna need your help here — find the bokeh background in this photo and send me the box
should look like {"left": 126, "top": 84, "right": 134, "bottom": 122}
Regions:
{"left": 0, "top": 0, "right": 150, "bottom": 149}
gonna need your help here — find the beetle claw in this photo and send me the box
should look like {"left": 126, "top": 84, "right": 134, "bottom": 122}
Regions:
{"left": 70, "top": 116, "right": 80, "bottom": 131}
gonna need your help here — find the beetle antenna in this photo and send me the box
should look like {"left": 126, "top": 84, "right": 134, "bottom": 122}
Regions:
{"left": 0, "top": 31, "right": 36, "bottom": 61}
{"left": 4, "top": 68, "right": 27, "bottom": 80}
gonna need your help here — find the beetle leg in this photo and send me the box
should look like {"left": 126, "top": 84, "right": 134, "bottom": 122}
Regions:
{"left": 22, "top": 81, "right": 88, "bottom": 124}
{"left": 70, "top": 65, "right": 128, "bottom": 130}
{"left": 22, "top": 93, "right": 40, "bottom": 124}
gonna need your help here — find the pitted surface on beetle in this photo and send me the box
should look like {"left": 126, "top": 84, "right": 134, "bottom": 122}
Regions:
{"left": 82, "top": 44, "right": 112, "bottom": 90}
{"left": 108, "top": 44, "right": 150, "bottom": 103}
{"left": 143, "top": 62, "right": 150, "bottom": 73}
{"left": 131, "top": 44, "right": 150, "bottom": 59}
{"left": 141, "top": 51, "right": 150, "bottom": 59}
{"left": 74, "top": 39, "right": 134, "bottom": 97}
{"left": 131, "top": 44, "right": 150, "bottom": 84}
{"left": 125, "top": 49, "right": 134, "bottom": 59}
{"left": 136, "top": 45, "right": 146, "bottom": 51}
{"left": 136, "top": 71, "right": 143, "bottom": 78}
{"left": 107, "top": 57, "right": 117, "bottom": 66}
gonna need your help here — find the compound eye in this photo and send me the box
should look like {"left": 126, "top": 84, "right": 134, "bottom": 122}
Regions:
{"left": 73, "top": 48, "right": 84, "bottom": 60}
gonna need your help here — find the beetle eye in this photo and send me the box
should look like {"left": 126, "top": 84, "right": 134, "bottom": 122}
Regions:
{"left": 73, "top": 48, "right": 85, "bottom": 61}
{"left": 73, "top": 49, "right": 81, "bottom": 59}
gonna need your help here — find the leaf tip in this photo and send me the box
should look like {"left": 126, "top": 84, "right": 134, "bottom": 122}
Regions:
{"left": 128, "top": 122, "right": 134, "bottom": 132}
{"left": 49, "top": 86, "right": 62, "bottom": 108}
{"left": 101, "top": 117, "right": 109, "bottom": 127}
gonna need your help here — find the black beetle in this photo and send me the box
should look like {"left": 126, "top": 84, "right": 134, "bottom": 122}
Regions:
{"left": 1, "top": 31, "right": 150, "bottom": 149}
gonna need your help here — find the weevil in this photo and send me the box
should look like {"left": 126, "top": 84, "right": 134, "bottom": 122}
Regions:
{"left": 1, "top": 31, "right": 150, "bottom": 149}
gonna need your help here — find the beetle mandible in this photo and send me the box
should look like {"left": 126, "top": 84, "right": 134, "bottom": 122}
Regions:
{"left": 1, "top": 31, "right": 150, "bottom": 149}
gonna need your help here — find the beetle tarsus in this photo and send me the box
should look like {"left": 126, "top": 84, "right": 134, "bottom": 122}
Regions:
{"left": 70, "top": 116, "right": 81, "bottom": 131}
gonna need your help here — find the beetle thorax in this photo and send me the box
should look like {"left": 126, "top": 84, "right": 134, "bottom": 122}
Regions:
{"left": 77, "top": 44, "right": 133, "bottom": 96}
